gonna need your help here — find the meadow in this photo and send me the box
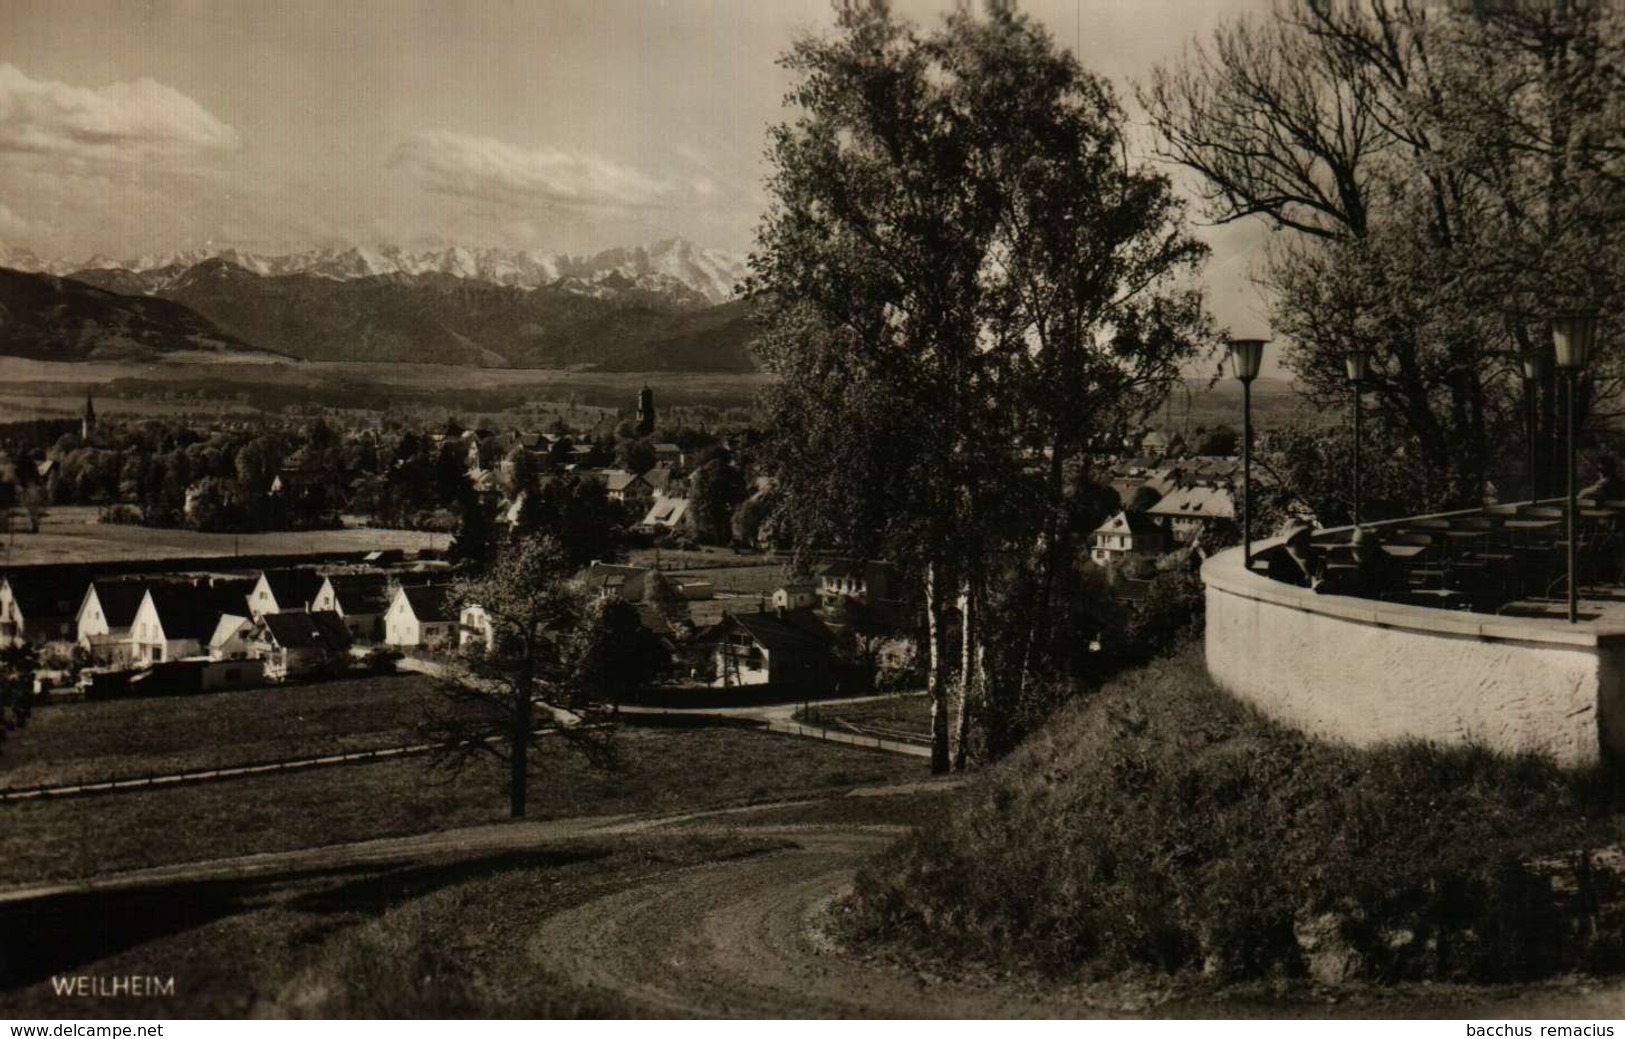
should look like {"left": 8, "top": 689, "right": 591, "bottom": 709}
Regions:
{"left": 0, "top": 506, "right": 440, "bottom": 566}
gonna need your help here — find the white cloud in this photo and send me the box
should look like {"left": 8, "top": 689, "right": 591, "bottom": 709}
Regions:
{"left": 0, "top": 201, "right": 35, "bottom": 236}
{"left": 0, "top": 63, "right": 239, "bottom": 161}
{"left": 389, "top": 130, "right": 679, "bottom": 211}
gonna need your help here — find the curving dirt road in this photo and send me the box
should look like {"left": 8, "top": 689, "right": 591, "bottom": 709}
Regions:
{"left": 527, "top": 818, "right": 1625, "bottom": 1020}
{"left": 529, "top": 823, "right": 1144, "bottom": 1018}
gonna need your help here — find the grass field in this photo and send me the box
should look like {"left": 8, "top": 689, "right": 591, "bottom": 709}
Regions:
{"left": 0, "top": 830, "right": 787, "bottom": 1018}
{"left": 0, "top": 506, "right": 440, "bottom": 566}
{"left": 796, "top": 694, "right": 933, "bottom": 741}
{"left": 664, "top": 563, "right": 793, "bottom": 596}
{"left": 0, "top": 357, "right": 772, "bottom": 411}
{"left": 0, "top": 674, "right": 437, "bottom": 790}
{"left": 0, "top": 725, "right": 922, "bottom": 884}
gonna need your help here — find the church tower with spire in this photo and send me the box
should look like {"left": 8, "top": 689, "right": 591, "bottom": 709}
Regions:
{"left": 81, "top": 393, "right": 97, "bottom": 441}
{"left": 636, "top": 385, "right": 655, "bottom": 437}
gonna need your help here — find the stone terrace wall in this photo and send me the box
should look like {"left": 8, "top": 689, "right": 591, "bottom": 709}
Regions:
{"left": 1203, "top": 539, "right": 1625, "bottom": 768}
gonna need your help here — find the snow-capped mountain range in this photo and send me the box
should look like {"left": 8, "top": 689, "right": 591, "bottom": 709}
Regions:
{"left": 0, "top": 237, "right": 748, "bottom": 306}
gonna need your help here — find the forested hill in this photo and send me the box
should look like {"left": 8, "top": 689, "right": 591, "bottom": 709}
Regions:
{"left": 0, "top": 267, "right": 259, "bottom": 362}
{"left": 36, "top": 260, "right": 761, "bottom": 371}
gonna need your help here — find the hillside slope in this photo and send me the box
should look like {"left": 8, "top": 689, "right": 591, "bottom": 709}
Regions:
{"left": 848, "top": 643, "right": 1625, "bottom": 984}
{"left": 150, "top": 260, "right": 758, "bottom": 370}
{"left": 0, "top": 268, "right": 259, "bottom": 361}
{"left": 21, "top": 261, "right": 760, "bottom": 371}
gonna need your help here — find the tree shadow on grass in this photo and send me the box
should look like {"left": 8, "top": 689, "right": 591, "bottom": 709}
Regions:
{"left": 0, "top": 848, "right": 606, "bottom": 991}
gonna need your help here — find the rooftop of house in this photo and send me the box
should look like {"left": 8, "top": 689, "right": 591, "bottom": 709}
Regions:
{"left": 399, "top": 583, "right": 454, "bottom": 623}
{"left": 1093, "top": 510, "right": 1164, "bottom": 538}
{"left": 260, "top": 568, "right": 326, "bottom": 610}
{"left": 5, "top": 570, "right": 93, "bottom": 618}
{"left": 323, "top": 572, "right": 394, "bottom": 614}
{"left": 260, "top": 610, "right": 352, "bottom": 651}
{"left": 581, "top": 563, "right": 650, "bottom": 599}
{"left": 146, "top": 583, "right": 245, "bottom": 641}
{"left": 601, "top": 469, "right": 648, "bottom": 493}
{"left": 83, "top": 580, "right": 151, "bottom": 627}
{"left": 1147, "top": 484, "right": 1236, "bottom": 521}
{"left": 728, "top": 608, "right": 837, "bottom": 653}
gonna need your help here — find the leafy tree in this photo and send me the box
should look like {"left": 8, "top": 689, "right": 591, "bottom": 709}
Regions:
{"left": 448, "top": 485, "right": 499, "bottom": 573}
{"left": 753, "top": 1, "right": 1211, "bottom": 770}
{"left": 1142, "top": 1, "right": 1625, "bottom": 506}
{"left": 730, "top": 490, "right": 775, "bottom": 548}
{"left": 685, "top": 457, "right": 748, "bottom": 545}
{"left": 0, "top": 643, "right": 39, "bottom": 756}
{"left": 1195, "top": 425, "right": 1239, "bottom": 457}
{"left": 1127, "top": 485, "right": 1162, "bottom": 515}
{"left": 420, "top": 536, "right": 616, "bottom": 819}
{"left": 515, "top": 473, "right": 626, "bottom": 569}
{"left": 571, "top": 598, "right": 668, "bottom": 706}
{"left": 614, "top": 437, "right": 657, "bottom": 476}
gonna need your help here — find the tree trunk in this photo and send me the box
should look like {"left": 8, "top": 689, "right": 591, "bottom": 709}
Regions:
{"left": 926, "top": 562, "right": 951, "bottom": 775}
{"left": 510, "top": 676, "right": 532, "bottom": 819}
{"left": 952, "top": 575, "right": 973, "bottom": 771}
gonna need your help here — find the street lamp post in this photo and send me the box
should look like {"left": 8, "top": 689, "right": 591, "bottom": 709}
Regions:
{"left": 1552, "top": 312, "right": 1598, "bottom": 624}
{"left": 1521, "top": 348, "right": 1551, "bottom": 501}
{"left": 1229, "top": 339, "right": 1268, "bottom": 570}
{"left": 1344, "top": 347, "right": 1372, "bottom": 526}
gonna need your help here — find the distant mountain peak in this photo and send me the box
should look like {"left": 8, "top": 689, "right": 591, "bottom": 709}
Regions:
{"left": 5, "top": 236, "right": 748, "bottom": 306}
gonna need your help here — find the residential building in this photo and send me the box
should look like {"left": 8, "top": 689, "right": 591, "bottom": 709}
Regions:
{"left": 248, "top": 568, "right": 325, "bottom": 617}
{"left": 208, "top": 614, "right": 255, "bottom": 661}
{"left": 1147, "top": 484, "right": 1237, "bottom": 544}
{"left": 0, "top": 571, "right": 84, "bottom": 647}
{"left": 311, "top": 572, "right": 393, "bottom": 643}
{"left": 653, "top": 443, "right": 684, "bottom": 469}
{"left": 384, "top": 584, "right": 456, "bottom": 648}
{"left": 772, "top": 583, "right": 818, "bottom": 611}
{"left": 599, "top": 469, "right": 654, "bottom": 508}
{"left": 707, "top": 609, "right": 836, "bottom": 692}
{"left": 252, "top": 611, "right": 352, "bottom": 680}
{"left": 75, "top": 580, "right": 150, "bottom": 665}
{"left": 1090, "top": 511, "right": 1171, "bottom": 568}
{"left": 636, "top": 493, "right": 690, "bottom": 533}
{"left": 580, "top": 563, "right": 651, "bottom": 603}
{"left": 130, "top": 583, "right": 245, "bottom": 664}
{"left": 817, "top": 560, "right": 898, "bottom": 609}
{"left": 459, "top": 603, "right": 493, "bottom": 652}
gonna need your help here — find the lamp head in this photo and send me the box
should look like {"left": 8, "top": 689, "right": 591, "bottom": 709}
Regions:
{"left": 1552, "top": 311, "right": 1599, "bottom": 371}
{"left": 1228, "top": 338, "right": 1267, "bottom": 383}
{"left": 1343, "top": 347, "right": 1372, "bottom": 384}
{"left": 1521, "top": 347, "right": 1552, "bottom": 382}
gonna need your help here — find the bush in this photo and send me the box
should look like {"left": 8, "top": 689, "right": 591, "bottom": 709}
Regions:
{"left": 363, "top": 646, "right": 402, "bottom": 675}
{"left": 846, "top": 642, "right": 1625, "bottom": 984}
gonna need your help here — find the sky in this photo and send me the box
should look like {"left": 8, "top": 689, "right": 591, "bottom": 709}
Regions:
{"left": 0, "top": 0, "right": 1277, "bottom": 340}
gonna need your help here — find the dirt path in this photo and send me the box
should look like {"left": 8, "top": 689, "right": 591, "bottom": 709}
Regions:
{"left": 526, "top": 820, "right": 1625, "bottom": 1020}
{"left": 529, "top": 825, "right": 1109, "bottom": 1018}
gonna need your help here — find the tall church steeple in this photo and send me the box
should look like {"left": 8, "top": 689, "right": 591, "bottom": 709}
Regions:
{"left": 636, "top": 385, "right": 655, "bottom": 437}
{"left": 81, "top": 393, "right": 97, "bottom": 441}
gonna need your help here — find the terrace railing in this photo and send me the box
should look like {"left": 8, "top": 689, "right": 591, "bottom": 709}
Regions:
{"left": 1256, "top": 497, "right": 1625, "bottom": 619}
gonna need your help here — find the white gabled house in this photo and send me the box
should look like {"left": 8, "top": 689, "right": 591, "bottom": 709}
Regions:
{"left": 248, "top": 568, "right": 325, "bottom": 618}
{"left": 76, "top": 580, "right": 150, "bottom": 666}
{"left": 384, "top": 584, "right": 456, "bottom": 649}
{"left": 459, "top": 603, "right": 494, "bottom": 652}
{"left": 311, "top": 572, "right": 392, "bottom": 643}
{"left": 1089, "top": 511, "right": 1170, "bottom": 568}
{"left": 208, "top": 614, "right": 256, "bottom": 661}
{"left": 251, "top": 611, "right": 352, "bottom": 680}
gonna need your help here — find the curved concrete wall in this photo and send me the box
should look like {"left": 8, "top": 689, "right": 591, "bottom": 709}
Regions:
{"left": 1203, "top": 540, "right": 1625, "bottom": 768}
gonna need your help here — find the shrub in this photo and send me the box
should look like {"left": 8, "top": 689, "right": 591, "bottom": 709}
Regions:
{"left": 363, "top": 646, "right": 402, "bottom": 675}
{"left": 846, "top": 642, "right": 1625, "bottom": 984}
